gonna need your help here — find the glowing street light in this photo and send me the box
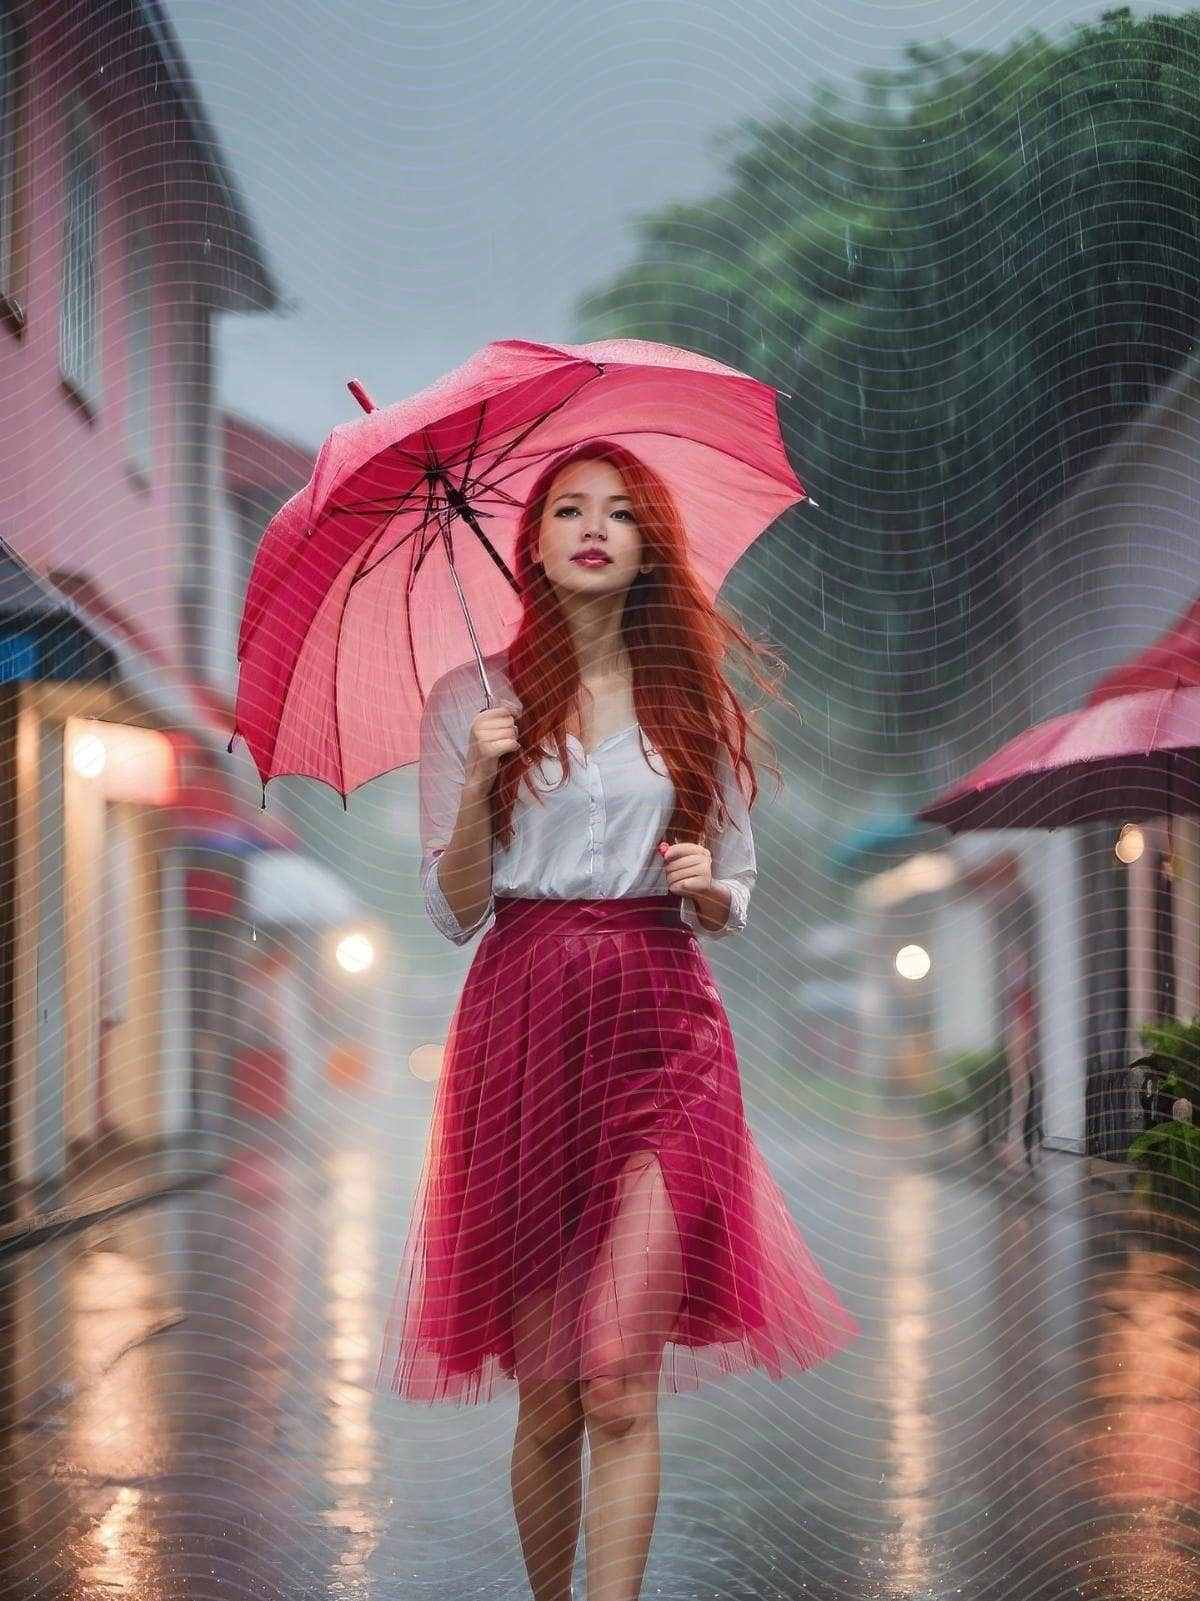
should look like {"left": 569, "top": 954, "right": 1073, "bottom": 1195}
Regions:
{"left": 1115, "top": 824, "right": 1144, "bottom": 864}
{"left": 70, "top": 731, "right": 107, "bottom": 780}
{"left": 334, "top": 931, "right": 375, "bottom": 975}
{"left": 895, "top": 944, "right": 931, "bottom": 982}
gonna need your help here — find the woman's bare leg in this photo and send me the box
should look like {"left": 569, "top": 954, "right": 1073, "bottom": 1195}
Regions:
{"left": 578, "top": 1151, "right": 685, "bottom": 1601}
{"left": 512, "top": 1286, "right": 586, "bottom": 1601}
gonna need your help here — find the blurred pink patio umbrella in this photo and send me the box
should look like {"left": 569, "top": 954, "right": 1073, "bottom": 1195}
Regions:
{"left": 916, "top": 594, "right": 1200, "bottom": 832}
{"left": 228, "top": 337, "right": 810, "bottom": 807}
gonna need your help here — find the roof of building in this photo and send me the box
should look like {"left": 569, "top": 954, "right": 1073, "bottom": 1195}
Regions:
{"left": 135, "top": 0, "right": 284, "bottom": 313}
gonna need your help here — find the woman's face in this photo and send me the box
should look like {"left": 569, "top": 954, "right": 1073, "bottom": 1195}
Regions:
{"left": 532, "top": 457, "right": 646, "bottom": 600}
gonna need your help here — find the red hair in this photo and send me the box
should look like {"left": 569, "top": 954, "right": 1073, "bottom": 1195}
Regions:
{"left": 492, "top": 439, "right": 791, "bottom": 851}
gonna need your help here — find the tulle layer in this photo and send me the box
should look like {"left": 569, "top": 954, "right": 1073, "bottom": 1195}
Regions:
{"left": 375, "top": 894, "right": 861, "bottom": 1406}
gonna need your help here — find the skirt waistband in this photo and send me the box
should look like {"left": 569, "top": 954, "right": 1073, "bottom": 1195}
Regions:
{"left": 490, "top": 894, "right": 687, "bottom": 937}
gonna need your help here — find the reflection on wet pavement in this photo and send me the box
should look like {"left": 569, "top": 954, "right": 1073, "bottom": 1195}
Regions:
{"left": 0, "top": 1098, "right": 1198, "bottom": 1599}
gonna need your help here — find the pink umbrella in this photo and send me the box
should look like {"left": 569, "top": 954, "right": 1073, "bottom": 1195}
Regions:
{"left": 229, "top": 337, "right": 809, "bottom": 805}
{"left": 916, "top": 595, "right": 1200, "bottom": 832}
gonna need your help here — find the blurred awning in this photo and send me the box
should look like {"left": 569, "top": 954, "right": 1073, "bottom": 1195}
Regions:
{"left": 916, "top": 594, "right": 1200, "bottom": 833}
{"left": 46, "top": 569, "right": 238, "bottom": 750}
{"left": 828, "top": 809, "right": 942, "bottom": 875}
{"left": 0, "top": 542, "right": 120, "bottom": 683}
{"left": 1086, "top": 592, "right": 1200, "bottom": 702}
{"left": 243, "top": 850, "right": 362, "bottom": 929}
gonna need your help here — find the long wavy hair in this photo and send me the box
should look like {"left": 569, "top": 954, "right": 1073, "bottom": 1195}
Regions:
{"left": 491, "top": 439, "right": 792, "bottom": 852}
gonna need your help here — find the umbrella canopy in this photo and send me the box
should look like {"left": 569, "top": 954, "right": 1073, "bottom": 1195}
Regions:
{"left": 230, "top": 337, "right": 808, "bottom": 803}
{"left": 916, "top": 595, "right": 1200, "bottom": 832}
{"left": 1086, "top": 593, "right": 1200, "bottom": 702}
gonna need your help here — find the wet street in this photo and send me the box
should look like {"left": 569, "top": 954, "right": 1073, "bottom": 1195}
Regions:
{"left": 2, "top": 1064, "right": 1199, "bottom": 1600}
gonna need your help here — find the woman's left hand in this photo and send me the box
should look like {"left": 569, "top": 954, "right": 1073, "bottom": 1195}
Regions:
{"left": 659, "top": 840, "right": 713, "bottom": 897}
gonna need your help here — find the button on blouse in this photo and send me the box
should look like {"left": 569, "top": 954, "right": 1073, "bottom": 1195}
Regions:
{"left": 418, "top": 652, "right": 757, "bottom": 946}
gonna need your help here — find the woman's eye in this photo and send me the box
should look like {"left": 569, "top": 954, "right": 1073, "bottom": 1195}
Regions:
{"left": 553, "top": 507, "right": 636, "bottom": 521}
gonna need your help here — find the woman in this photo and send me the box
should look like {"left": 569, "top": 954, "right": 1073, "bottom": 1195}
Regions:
{"left": 376, "top": 439, "right": 860, "bottom": 1601}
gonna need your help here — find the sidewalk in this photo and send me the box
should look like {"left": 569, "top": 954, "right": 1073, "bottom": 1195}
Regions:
{"left": 0, "top": 1094, "right": 1175, "bottom": 1264}
{"left": 4, "top": 1092, "right": 1200, "bottom": 1597}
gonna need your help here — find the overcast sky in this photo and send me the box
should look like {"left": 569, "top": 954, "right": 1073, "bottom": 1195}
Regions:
{"left": 164, "top": 0, "right": 1182, "bottom": 453}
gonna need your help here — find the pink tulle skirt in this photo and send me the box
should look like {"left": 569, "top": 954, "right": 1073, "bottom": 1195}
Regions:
{"left": 375, "top": 894, "right": 861, "bottom": 1406}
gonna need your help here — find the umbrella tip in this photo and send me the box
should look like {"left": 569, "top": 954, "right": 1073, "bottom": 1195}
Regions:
{"left": 347, "top": 379, "right": 377, "bottom": 414}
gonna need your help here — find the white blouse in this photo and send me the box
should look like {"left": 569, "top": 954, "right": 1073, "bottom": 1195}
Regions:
{"left": 418, "top": 651, "right": 757, "bottom": 946}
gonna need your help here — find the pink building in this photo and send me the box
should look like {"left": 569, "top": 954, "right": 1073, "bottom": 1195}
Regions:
{"left": 0, "top": 1, "right": 339, "bottom": 1219}
{"left": 0, "top": 0, "right": 279, "bottom": 683}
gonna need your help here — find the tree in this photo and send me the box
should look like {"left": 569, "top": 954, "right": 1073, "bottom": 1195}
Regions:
{"left": 569, "top": 10, "right": 1200, "bottom": 779}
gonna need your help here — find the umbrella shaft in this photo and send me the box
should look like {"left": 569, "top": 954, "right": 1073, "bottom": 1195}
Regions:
{"left": 438, "top": 517, "right": 495, "bottom": 708}
{"left": 441, "top": 478, "right": 522, "bottom": 598}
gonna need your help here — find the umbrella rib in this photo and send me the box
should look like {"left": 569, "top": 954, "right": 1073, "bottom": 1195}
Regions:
{"left": 350, "top": 512, "right": 426, "bottom": 584}
{"left": 327, "top": 480, "right": 448, "bottom": 791}
{"left": 339, "top": 369, "right": 606, "bottom": 549}
{"left": 237, "top": 501, "right": 325, "bottom": 661}
{"left": 348, "top": 477, "right": 515, "bottom": 588}
{"left": 412, "top": 509, "right": 464, "bottom": 583}
{"left": 332, "top": 407, "right": 527, "bottom": 578}
{"left": 456, "top": 399, "right": 492, "bottom": 500}
{"left": 410, "top": 483, "right": 449, "bottom": 584}
{"left": 483, "top": 423, "right": 799, "bottom": 500}
{"left": 448, "top": 472, "right": 525, "bottom": 519}
{"left": 1145, "top": 690, "right": 1172, "bottom": 815}
{"left": 450, "top": 403, "right": 546, "bottom": 516}
{"left": 356, "top": 473, "right": 453, "bottom": 585}
{"left": 342, "top": 481, "right": 519, "bottom": 522}
{"left": 1146, "top": 690, "right": 1167, "bottom": 753}
{"left": 409, "top": 369, "right": 603, "bottom": 490}
{"left": 373, "top": 438, "right": 439, "bottom": 472}
{"left": 409, "top": 478, "right": 442, "bottom": 606}
{"left": 331, "top": 482, "right": 429, "bottom": 518}
{"left": 330, "top": 502, "right": 417, "bottom": 797}
{"left": 341, "top": 402, "right": 505, "bottom": 491}
{"left": 468, "top": 369, "right": 606, "bottom": 484}
{"left": 338, "top": 455, "right": 480, "bottom": 586}
{"left": 340, "top": 470, "right": 438, "bottom": 585}
{"left": 405, "top": 526, "right": 428, "bottom": 705}
{"left": 291, "top": 480, "right": 432, "bottom": 598}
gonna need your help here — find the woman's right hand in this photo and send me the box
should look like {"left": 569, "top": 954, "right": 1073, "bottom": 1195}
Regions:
{"left": 464, "top": 700, "right": 521, "bottom": 787}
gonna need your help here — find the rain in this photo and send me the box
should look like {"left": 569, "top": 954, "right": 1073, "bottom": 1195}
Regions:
{"left": 2, "top": 1, "right": 1199, "bottom": 1598}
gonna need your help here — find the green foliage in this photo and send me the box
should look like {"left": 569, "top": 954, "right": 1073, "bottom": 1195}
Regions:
{"left": 1127, "top": 1116, "right": 1200, "bottom": 1217}
{"left": 570, "top": 9, "right": 1200, "bottom": 773}
{"left": 1131, "top": 1014, "right": 1200, "bottom": 1107}
{"left": 915, "top": 1047, "right": 1009, "bottom": 1141}
{"left": 1124, "top": 1016, "right": 1200, "bottom": 1216}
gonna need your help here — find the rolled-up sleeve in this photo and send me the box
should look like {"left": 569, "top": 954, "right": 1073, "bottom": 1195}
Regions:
{"left": 418, "top": 673, "right": 494, "bottom": 945}
{"left": 679, "top": 748, "right": 757, "bottom": 941}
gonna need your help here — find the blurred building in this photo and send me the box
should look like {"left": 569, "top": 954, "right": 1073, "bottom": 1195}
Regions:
{"left": 0, "top": 0, "right": 375, "bottom": 1224}
{"left": 829, "top": 347, "right": 1200, "bottom": 1173}
{"left": 1006, "top": 348, "right": 1200, "bottom": 1160}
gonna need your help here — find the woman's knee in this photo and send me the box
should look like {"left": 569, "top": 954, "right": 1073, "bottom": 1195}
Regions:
{"left": 579, "top": 1365, "right": 659, "bottom": 1439}
{"left": 518, "top": 1379, "right": 585, "bottom": 1452}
